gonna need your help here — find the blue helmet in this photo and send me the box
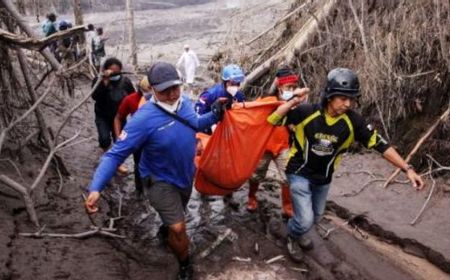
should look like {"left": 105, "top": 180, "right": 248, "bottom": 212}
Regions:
{"left": 59, "top": 20, "right": 71, "bottom": 30}
{"left": 221, "top": 64, "right": 245, "bottom": 83}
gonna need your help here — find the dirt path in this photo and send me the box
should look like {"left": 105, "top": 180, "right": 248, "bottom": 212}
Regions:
{"left": 0, "top": 87, "right": 434, "bottom": 279}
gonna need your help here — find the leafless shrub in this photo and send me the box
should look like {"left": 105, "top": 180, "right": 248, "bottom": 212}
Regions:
{"left": 243, "top": 0, "right": 450, "bottom": 166}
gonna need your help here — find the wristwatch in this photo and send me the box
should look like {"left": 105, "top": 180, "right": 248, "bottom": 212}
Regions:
{"left": 401, "top": 164, "right": 414, "bottom": 173}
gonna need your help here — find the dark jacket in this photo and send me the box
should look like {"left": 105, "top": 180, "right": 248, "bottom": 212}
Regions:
{"left": 92, "top": 76, "right": 135, "bottom": 120}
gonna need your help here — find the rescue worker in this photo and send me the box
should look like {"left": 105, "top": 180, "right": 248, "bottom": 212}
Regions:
{"left": 56, "top": 20, "right": 75, "bottom": 64}
{"left": 247, "top": 67, "right": 305, "bottom": 218}
{"left": 113, "top": 77, "right": 152, "bottom": 197}
{"left": 267, "top": 68, "right": 425, "bottom": 262}
{"left": 177, "top": 44, "right": 200, "bottom": 88}
{"left": 92, "top": 27, "right": 107, "bottom": 71}
{"left": 42, "top": 12, "right": 57, "bottom": 37}
{"left": 42, "top": 13, "right": 58, "bottom": 55}
{"left": 85, "top": 61, "right": 226, "bottom": 280}
{"left": 92, "top": 57, "right": 135, "bottom": 174}
{"left": 195, "top": 64, "right": 245, "bottom": 133}
{"left": 85, "top": 24, "right": 96, "bottom": 75}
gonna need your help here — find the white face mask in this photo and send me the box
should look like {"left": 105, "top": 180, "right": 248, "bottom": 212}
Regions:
{"left": 227, "top": 86, "right": 239, "bottom": 97}
{"left": 155, "top": 96, "right": 182, "bottom": 113}
{"left": 109, "top": 74, "right": 121, "bottom": 81}
{"left": 281, "top": 90, "right": 294, "bottom": 101}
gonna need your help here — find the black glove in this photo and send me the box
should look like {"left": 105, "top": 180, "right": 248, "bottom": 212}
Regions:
{"left": 211, "top": 99, "right": 227, "bottom": 121}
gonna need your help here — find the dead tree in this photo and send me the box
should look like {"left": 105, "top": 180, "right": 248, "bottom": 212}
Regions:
{"left": 0, "top": 0, "right": 62, "bottom": 70}
{"left": 0, "top": 76, "right": 103, "bottom": 227}
{"left": 242, "top": 0, "right": 337, "bottom": 89}
{"left": 72, "top": 0, "right": 85, "bottom": 43}
{"left": 126, "top": 0, "right": 137, "bottom": 68}
{"left": 17, "top": 49, "right": 54, "bottom": 148}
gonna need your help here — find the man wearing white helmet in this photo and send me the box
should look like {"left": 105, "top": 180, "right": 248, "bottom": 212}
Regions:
{"left": 177, "top": 44, "right": 200, "bottom": 87}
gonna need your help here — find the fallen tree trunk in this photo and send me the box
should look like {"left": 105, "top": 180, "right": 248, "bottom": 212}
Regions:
{"left": 246, "top": 2, "right": 309, "bottom": 45}
{"left": 242, "top": 0, "right": 337, "bottom": 89}
{"left": 0, "top": 26, "right": 86, "bottom": 51}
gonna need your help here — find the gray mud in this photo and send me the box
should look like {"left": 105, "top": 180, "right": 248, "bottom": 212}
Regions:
{"left": 2, "top": 0, "right": 449, "bottom": 279}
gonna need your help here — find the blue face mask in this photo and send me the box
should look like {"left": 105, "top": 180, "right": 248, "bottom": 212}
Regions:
{"left": 109, "top": 74, "right": 121, "bottom": 81}
{"left": 281, "top": 90, "right": 294, "bottom": 101}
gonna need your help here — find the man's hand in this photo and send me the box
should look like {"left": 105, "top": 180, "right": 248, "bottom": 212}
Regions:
{"left": 406, "top": 169, "right": 425, "bottom": 190}
{"left": 293, "top": 87, "right": 309, "bottom": 104}
{"left": 102, "top": 69, "right": 114, "bottom": 85}
{"left": 85, "top": 191, "right": 101, "bottom": 214}
{"left": 289, "top": 87, "right": 310, "bottom": 107}
{"left": 211, "top": 97, "right": 228, "bottom": 121}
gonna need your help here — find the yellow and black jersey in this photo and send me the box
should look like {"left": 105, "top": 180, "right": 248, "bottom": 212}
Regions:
{"left": 268, "top": 104, "right": 389, "bottom": 185}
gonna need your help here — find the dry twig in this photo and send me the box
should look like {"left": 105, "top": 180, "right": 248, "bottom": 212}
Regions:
{"left": 410, "top": 160, "right": 437, "bottom": 226}
{"left": 383, "top": 104, "right": 450, "bottom": 188}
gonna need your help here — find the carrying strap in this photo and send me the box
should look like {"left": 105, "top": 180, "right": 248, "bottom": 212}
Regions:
{"left": 153, "top": 102, "right": 198, "bottom": 132}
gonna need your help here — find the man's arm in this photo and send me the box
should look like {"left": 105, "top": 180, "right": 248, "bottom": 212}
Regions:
{"left": 85, "top": 115, "right": 149, "bottom": 213}
{"left": 177, "top": 53, "right": 185, "bottom": 68}
{"left": 195, "top": 91, "right": 213, "bottom": 115}
{"left": 351, "top": 111, "right": 425, "bottom": 190}
{"left": 197, "top": 111, "right": 219, "bottom": 131}
{"left": 267, "top": 88, "right": 309, "bottom": 125}
{"left": 113, "top": 113, "right": 123, "bottom": 138}
{"left": 382, "top": 147, "right": 424, "bottom": 190}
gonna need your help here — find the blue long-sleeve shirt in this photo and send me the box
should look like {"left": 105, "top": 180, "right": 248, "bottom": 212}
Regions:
{"left": 195, "top": 83, "right": 245, "bottom": 115}
{"left": 89, "top": 96, "right": 218, "bottom": 192}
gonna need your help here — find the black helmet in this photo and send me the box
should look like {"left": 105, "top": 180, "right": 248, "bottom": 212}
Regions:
{"left": 324, "top": 68, "right": 360, "bottom": 99}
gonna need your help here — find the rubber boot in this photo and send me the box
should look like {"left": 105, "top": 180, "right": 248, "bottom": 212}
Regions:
{"left": 281, "top": 184, "right": 293, "bottom": 218}
{"left": 246, "top": 181, "right": 259, "bottom": 212}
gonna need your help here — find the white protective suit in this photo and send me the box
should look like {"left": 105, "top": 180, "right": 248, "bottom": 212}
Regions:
{"left": 177, "top": 47, "right": 200, "bottom": 84}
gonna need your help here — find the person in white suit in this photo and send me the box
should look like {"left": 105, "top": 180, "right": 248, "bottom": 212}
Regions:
{"left": 177, "top": 44, "right": 200, "bottom": 87}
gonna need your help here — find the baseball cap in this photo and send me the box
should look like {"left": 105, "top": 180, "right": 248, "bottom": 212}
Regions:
{"left": 147, "top": 62, "right": 182, "bottom": 92}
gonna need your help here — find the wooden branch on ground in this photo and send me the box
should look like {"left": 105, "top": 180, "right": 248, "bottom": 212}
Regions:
{"left": 246, "top": 2, "right": 309, "bottom": 45}
{"left": 0, "top": 26, "right": 86, "bottom": 51}
{"left": 383, "top": 104, "right": 450, "bottom": 188}
{"left": 0, "top": 158, "right": 24, "bottom": 182}
{"left": 0, "top": 175, "right": 40, "bottom": 227}
{"left": 411, "top": 161, "right": 436, "bottom": 226}
{"left": 242, "top": 0, "right": 337, "bottom": 88}
{"left": 19, "top": 227, "right": 126, "bottom": 239}
{"left": 199, "top": 228, "right": 237, "bottom": 258}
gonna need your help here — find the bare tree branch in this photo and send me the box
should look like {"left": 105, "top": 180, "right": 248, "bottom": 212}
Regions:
{"left": 0, "top": 76, "right": 57, "bottom": 154}
{"left": 0, "top": 175, "right": 40, "bottom": 227}
{"left": 0, "top": 0, "right": 62, "bottom": 70}
{"left": 0, "top": 26, "right": 86, "bottom": 51}
{"left": 384, "top": 104, "right": 450, "bottom": 188}
{"left": 246, "top": 2, "right": 309, "bottom": 45}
